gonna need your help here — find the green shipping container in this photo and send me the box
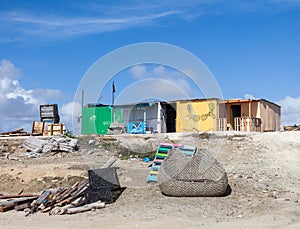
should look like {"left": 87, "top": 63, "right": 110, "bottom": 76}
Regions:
{"left": 82, "top": 106, "right": 122, "bottom": 135}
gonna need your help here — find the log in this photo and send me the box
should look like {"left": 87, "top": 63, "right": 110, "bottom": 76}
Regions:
{"left": 14, "top": 202, "right": 31, "bottom": 211}
{"left": 46, "top": 188, "right": 67, "bottom": 206}
{"left": 48, "top": 182, "right": 84, "bottom": 208}
{"left": 0, "top": 197, "right": 37, "bottom": 212}
{"left": 9, "top": 132, "right": 29, "bottom": 136}
{"left": 48, "top": 206, "right": 62, "bottom": 215}
{"left": 41, "top": 206, "right": 52, "bottom": 213}
{"left": 54, "top": 196, "right": 74, "bottom": 207}
{"left": 0, "top": 193, "right": 39, "bottom": 199}
{"left": 55, "top": 182, "right": 79, "bottom": 202}
{"left": 71, "top": 182, "right": 88, "bottom": 198}
{"left": 29, "top": 189, "right": 52, "bottom": 214}
{"left": 49, "top": 196, "right": 85, "bottom": 215}
{"left": 71, "top": 196, "right": 85, "bottom": 207}
{"left": 0, "top": 128, "right": 24, "bottom": 135}
{"left": 53, "top": 188, "right": 70, "bottom": 202}
{"left": 0, "top": 205, "right": 14, "bottom": 212}
{"left": 66, "top": 201, "right": 105, "bottom": 214}
{"left": 71, "top": 186, "right": 87, "bottom": 199}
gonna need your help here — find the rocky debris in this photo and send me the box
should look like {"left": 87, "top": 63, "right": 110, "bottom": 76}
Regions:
{"left": 0, "top": 132, "right": 300, "bottom": 227}
{"left": 22, "top": 136, "right": 78, "bottom": 157}
{"left": 0, "top": 139, "right": 24, "bottom": 155}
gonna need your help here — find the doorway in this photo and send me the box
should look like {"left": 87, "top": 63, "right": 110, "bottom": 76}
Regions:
{"left": 231, "top": 105, "right": 241, "bottom": 130}
{"left": 162, "top": 103, "right": 176, "bottom": 133}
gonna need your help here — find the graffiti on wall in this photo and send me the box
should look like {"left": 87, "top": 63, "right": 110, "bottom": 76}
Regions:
{"left": 185, "top": 102, "right": 216, "bottom": 122}
{"left": 185, "top": 104, "right": 200, "bottom": 122}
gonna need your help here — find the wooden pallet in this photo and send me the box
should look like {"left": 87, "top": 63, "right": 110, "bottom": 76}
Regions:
{"left": 32, "top": 121, "right": 45, "bottom": 136}
{"left": 46, "top": 123, "right": 65, "bottom": 136}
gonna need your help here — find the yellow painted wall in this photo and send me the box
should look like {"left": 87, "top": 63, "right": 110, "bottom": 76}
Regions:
{"left": 176, "top": 100, "right": 218, "bottom": 132}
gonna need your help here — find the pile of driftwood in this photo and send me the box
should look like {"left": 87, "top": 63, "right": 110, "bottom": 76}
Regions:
{"left": 0, "top": 180, "right": 98, "bottom": 215}
{"left": 0, "top": 158, "right": 120, "bottom": 216}
{"left": 0, "top": 128, "right": 30, "bottom": 137}
{"left": 22, "top": 136, "right": 78, "bottom": 157}
{"left": 284, "top": 125, "right": 300, "bottom": 131}
{"left": 0, "top": 193, "right": 39, "bottom": 212}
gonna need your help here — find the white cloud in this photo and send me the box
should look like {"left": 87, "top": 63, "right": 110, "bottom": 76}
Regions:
{"left": 182, "top": 69, "right": 199, "bottom": 79}
{"left": 244, "top": 94, "right": 259, "bottom": 100}
{"left": 0, "top": 1, "right": 221, "bottom": 41}
{"left": 60, "top": 101, "right": 82, "bottom": 133}
{"left": 0, "top": 59, "right": 64, "bottom": 132}
{"left": 152, "top": 65, "right": 192, "bottom": 93}
{"left": 126, "top": 65, "right": 192, "bottom": 103}
{"left": 60, "top": 101, "right": 82, "bottom": 123}
{"left": 277, "top": 96, "right": 300, "bottom": 126}
{"left": 169, "top": 78, "right": 191, "bottom": 93}
{"left": 32, "top": 89, "right": 63, "bottom": 102}
{"left": 0, "top": 59, "right": 20, "bottom": 79}
{"left": 124, "top": 64, "right": 194, "bottom": 103}
{"left": 129, "top": 65, "right": 147, "bottom": 79}
{"left": 0, "top": 9, "right": 181, "bottom": 41}
{"left": 1, "top": 1, "right": 300, "bottom": 42}
{"left": 153, "top": 65, "right": 166, "bottom": 77}
{"left": 115, "top": 78, "right": 189, "bottom": 104}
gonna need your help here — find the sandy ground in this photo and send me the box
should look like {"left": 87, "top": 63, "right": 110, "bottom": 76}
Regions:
{"left": 0, "top": 132, "right": 299, "bottom": 228}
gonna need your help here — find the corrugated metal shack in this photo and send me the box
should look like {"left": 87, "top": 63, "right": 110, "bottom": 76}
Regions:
{"left": 81, "top": 102, "right": 169, "bottom": 135}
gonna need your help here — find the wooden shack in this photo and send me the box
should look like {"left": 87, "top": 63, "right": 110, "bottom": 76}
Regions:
{"left": 218, "top": 99, "right": 281, "bottom": 132}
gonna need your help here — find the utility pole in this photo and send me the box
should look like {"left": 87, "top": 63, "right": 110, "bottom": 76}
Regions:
{"left": 112, "top": 82, "right": 116, "bottom": 123}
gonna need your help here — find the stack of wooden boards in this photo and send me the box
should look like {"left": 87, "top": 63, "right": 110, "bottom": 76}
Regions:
{"left": 0, "top": 128, "right": 29, "bottom": 137}
{"left": 147, "top": 143, "right": 197, "bottom": 182}
{"left": 0, "top": 180, "right": 89, "bottom": 214}
{"left": 0, "top": 194, "right": 39, "bottom": 212}
{"left": 0, "top": 122, "right": 65, "bottom": 137}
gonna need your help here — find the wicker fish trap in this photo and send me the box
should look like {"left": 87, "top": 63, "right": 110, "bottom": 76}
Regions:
{"left": 157, "top": 148, "right": 228, "bottom": 197}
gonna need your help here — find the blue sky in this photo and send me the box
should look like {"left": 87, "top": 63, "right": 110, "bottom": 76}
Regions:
{"left": 0, "top": 0, "right": 300, "bottom": 132}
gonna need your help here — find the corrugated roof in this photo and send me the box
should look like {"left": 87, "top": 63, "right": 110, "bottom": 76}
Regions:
{"left": 219, "top": 98, "right": 280, "bottom": 107}
{"left": 84, "top": 98, "right": 280, "bottom": 108}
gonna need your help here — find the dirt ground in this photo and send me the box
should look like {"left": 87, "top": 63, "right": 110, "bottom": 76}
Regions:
{"left": 0, "top": 132, "right": 299, "bottom": 229}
